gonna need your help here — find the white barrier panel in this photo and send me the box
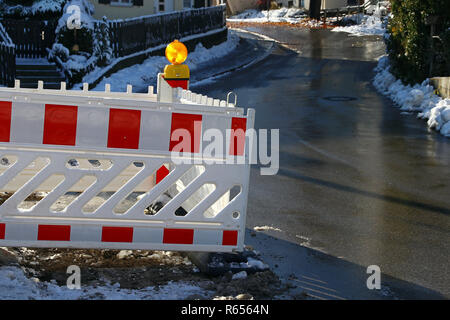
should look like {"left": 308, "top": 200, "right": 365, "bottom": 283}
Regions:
{"left": 0, "top": 81, "right": 255, "bottom": 252}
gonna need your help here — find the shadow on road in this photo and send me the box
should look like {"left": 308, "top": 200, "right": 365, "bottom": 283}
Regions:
{"left": 275, "top": 167, "right": 450, "bottom": 216}
{"left": 246, "top": 229, "right": 446, "bottom": 300}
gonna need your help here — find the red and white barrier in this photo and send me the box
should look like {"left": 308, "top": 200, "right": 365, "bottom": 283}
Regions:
{"left": 0, "top": 79, "right": 255, "bottom": 252}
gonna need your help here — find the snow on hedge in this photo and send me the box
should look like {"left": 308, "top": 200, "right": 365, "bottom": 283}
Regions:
{"left": 0, "top": 0, "right": 65, "bottom": 17}
{"left": 373, "top": 56, "right": 450, "bottom": 137}
{"left": 56, "top": 0, "right": 96, "bottom": 33}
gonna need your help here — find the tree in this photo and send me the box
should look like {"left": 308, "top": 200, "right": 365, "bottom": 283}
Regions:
{"left": 93, "top": 17, "right": 112, "bottom": 67}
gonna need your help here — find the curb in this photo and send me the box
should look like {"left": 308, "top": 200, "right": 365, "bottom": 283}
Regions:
{"left": 189, "top": 31, "right": 275, "bottom": 87}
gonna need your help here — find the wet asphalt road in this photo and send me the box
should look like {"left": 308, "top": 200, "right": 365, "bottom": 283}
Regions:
{"left": 193, "top": 26, "right": 450, "bottom": 298}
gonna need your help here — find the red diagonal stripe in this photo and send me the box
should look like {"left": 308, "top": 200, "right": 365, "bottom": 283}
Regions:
{"left": 163, "top": 228, "right": 194, "bottom": 244}
{"left": 38, "top": 225, "right": 71, "bottom": 241}
{"left": 0, "top": 101, "right": 12, "bottom": 142}
{"left": 101, "top": 226, "right": 134, "bottom": 243}
{"left": 156, "top": 165, "right": 170, "bottom": 184}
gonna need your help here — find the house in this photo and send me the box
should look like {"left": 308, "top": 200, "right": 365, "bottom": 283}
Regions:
{"left": 91, "top": 0, "right": 221, "bottom": 20}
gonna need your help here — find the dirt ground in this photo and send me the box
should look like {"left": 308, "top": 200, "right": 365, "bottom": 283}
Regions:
{"left": 0, "top": 246, "right": 290, "bottom": 300}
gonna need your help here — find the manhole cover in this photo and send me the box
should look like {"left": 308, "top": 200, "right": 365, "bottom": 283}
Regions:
{"left": 323, "top": 96, "right": 357, "bottom": 102}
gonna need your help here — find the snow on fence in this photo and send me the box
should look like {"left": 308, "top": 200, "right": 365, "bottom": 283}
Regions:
{"left": 108, "top": 5, "right": 226, "bottom": 58}
{"left": 0, "top": 22, "right": 15, "bottom": 87}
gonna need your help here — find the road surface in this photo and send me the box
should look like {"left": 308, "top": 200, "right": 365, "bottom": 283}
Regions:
{"left": 192, "top": 26, "right": 450, "bottom": 299}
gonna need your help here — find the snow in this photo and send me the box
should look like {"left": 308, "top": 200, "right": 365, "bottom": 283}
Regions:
{"left": 253, "top": 226, "right": 282, "bottom": 232}
{"left": 228, "top": 7, "right": 388, "bottom": 33}
{"left": 56, "top": 0, "right": 95, "bottom": 33}
{"left": 373, "top": 56, "right": 450, "bottom": 137}
{"left": 228, "top": 8, "right": 306, "bottom": 24}
{"left": 89, "top": 30, "right": 240, "bottom": 92}
{"left": 0, "top": 266, "right": 210, "bottom": 300}
{"left": 243, "top": 257, "right": 269, "bottom": 270}
{"left": 332, "top": 14, "right": 385, "bottom": 36}
{"left": 116, "top": 250, "right": 133, "bottom": 259}
{"left": 1, "top": 0, "right": 65, "bottom": 17}
{"left": 16, "top": 58, "right": 51, "bottom": 65}
{"left": 232, "top": 271, "right": 247, "bottom": 280}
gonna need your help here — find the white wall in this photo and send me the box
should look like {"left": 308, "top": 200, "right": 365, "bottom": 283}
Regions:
{"left": 321, "top": 0, "right": 347, "bottom": 9}
{"left": 227, "top": 0, "right": 258, "bottom": 15}
{"left": 91, "top": 0, "right": 184, "bottom": 20}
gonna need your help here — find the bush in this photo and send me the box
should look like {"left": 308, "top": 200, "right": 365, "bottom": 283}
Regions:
{"left": 386, "top": 0, "right": 450, "bottom": 85}
{"left": 57, "top": 25, "right": 94, "bottom": 54}
{"left": 48, "top": 43, "right": 70, "bottom": 62}
{"left": 93, "top": 17, "right": 112, "bottom": 67}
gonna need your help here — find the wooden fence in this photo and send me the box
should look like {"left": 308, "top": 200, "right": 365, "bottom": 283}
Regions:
{"left": 0, "top": 22, "right": 15, "bottom": 87}
{"left": 2, "top": 19, "right": 57, "bottom": 58}
{"left": 109, "top": 5, "right": 226, "bottom": 58}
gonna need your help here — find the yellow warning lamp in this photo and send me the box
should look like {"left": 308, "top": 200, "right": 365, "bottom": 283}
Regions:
{"left": 165, "top": 39, "right": 188, "bottom": 65}
{"left": 164, "top": 40, "right": 190, "bottom": 89}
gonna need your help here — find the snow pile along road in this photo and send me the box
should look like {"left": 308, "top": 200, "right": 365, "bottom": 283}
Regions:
{"left": 332, "top": 14, "right": 385, "bottom": 36}
{"left": 89, "top": 30, "right": 240, "bottom": 92}
{"left": 227, "top": 8, "right": 306, "bottom": 24}
{"left": 373, "top": 56, "right": 450, "bottom": 137}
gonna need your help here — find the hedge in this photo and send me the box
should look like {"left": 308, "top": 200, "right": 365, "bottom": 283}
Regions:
{"left": 386, "top": 0, "right": 450, "bottom": 85}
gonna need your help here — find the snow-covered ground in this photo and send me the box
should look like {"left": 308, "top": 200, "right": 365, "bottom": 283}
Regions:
{"left": 227, "top": 7, "right": 389, "bottom": 32}
{"left": 331, "top": 14, "right": 385, "bottom": 36}
{"left": 227, "top": 8, "right": 306, "bottom": 24}
{"left": 373, "top": 56, "right": 450, "bottom": 137}
{"left": 0, "top": 265, "right": 209, "bottom": 300}
{"left": 0, "top": 245, "right": 281, "bottom": 300}
{"left": 86, "top": 30, "right": 240, "bottom": 92}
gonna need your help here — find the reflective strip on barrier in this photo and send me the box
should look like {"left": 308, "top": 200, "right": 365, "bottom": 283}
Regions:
{"left": 0, "top": 100, "right": 246, "bottom": 155}
{"left": 0, "top": 222, "right": 238, "bottom": 249}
